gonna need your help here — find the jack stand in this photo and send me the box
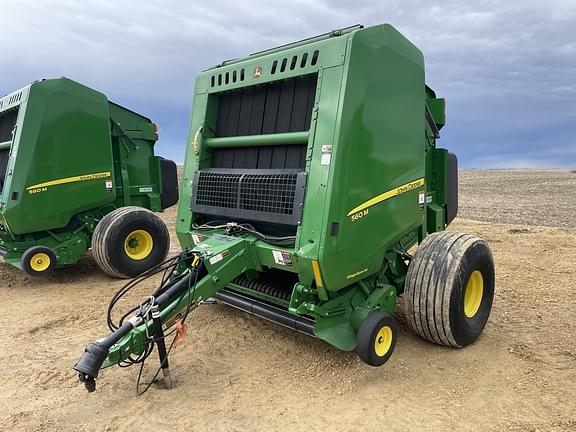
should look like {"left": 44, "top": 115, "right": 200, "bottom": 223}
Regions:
{"left": 151, "top": 305, "right": 173, "bottom": 389}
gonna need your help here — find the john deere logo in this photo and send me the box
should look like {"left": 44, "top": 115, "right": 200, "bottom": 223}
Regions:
{"left": 253, "top": 66, "right": 263, "bottom": 79}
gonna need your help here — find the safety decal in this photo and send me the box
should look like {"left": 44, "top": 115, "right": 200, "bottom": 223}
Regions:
{"left": 272, "top": 250, "right": 293, "bottom": 266}
{"left": 419, "top": 191, "right": 425, "bottom": 210}
{"left": 320, "top": 144, "right": 332, "bottom": 166}
{"left": 209, "top": 249, "right": 230, "bottom": 265}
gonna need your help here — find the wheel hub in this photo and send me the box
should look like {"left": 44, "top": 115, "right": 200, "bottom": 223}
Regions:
{"left": 464, "top": 270, "right": 484, "bottom": 318}
{"left": 124, "top": 230, "right": 154, "bottom": 261}
{"left": 374, "top": 326, "right": 393, "bottom": 357}
{"left": 30, "top": 253, "right": 51, "bottom": 272}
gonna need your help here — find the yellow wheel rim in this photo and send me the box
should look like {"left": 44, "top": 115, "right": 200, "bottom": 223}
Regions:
{"left": 124, "top": 230, "right": 154, "bottom": 261}
{"left": 464, "top": 270, "right": 484, "bottom": 318}
{"left": 374, "top": 326, "right": 393, "bottom": 357}
{"left": 30, "top": 253, "right": 51, "bottom": 272}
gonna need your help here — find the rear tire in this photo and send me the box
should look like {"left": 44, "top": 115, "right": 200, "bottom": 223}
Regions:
{"left": 356, "top": 312, "right": 398, "bottom": 366}
{"left": 404, "top": 231, "right": 495, "bottom": 347}
{"left": 92, "top": 207, "right": 170, "bottom": 278}
{"left": 22, "top": 246, "right": 56, "bottom": 277}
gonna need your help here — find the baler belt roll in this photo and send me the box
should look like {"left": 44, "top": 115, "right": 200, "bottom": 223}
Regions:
{"left": 232, "top": 275, "right": 292, "bottom": 301}
{"left": 205, "top": 131, "right": 309, "bottom": 148}
{"left": 214, "top": 289, "right": 315, "bottom": 335}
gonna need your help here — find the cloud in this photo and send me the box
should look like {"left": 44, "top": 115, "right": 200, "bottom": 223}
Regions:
{"left": 1, "top": 0, "right": 575, "bottom": 167}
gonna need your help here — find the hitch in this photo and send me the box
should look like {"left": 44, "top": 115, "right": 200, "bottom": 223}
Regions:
{"left": 74, "top": 318, "right": 141, "bottom": 392}
{"left": 73, "top": 236, "right": 256, "bottom": 393}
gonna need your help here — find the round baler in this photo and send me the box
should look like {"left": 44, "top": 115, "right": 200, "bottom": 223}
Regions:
{"left": 74, "top": 24, "right": 495, "bottom": 392}
{"left": 0, "top": 78, "right": 178, "bottom": 277}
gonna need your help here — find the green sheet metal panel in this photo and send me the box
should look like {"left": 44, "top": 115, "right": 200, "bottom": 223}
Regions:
{"left": 3, "top": 79, "right": 115, "bottom": 234}
{"left": 316, "top": 24, "right": 426, "bottom": 290}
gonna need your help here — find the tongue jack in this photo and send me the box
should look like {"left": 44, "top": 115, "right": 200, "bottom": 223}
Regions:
{"left": 151, "top": 305, "right": 173, "bottom": 389}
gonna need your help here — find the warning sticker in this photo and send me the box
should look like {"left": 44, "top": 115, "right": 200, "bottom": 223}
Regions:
{"left": 209, "top": 249, "right": 230, "bottom": 265}
{"left": 139, "top": 186, "right": 153, "bottom": 193}
{"left": 212, "top": 235, "right": 236, "bottom": 242}
{"left": 105, "top": 180, "right": 113, "bottom": 192}
{"left": 418, "top": 191, "right": 425, "bottom": 210}
{"left": 272, "top": 250, "right": 293, "bottom": 266}
{"left": 320, "top": 144, "right": 332, "bottom": 166}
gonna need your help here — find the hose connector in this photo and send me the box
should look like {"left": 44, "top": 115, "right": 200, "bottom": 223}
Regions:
{"left": 73, "top": 342, "right": 109, "bottom": 393}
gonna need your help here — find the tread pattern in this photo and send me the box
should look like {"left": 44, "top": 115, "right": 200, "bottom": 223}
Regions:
{"left": 404, "top": 231, "right": 482, "bottom": 347}
{"left": 92, "top": 206, "right": 169, "bottom": 278}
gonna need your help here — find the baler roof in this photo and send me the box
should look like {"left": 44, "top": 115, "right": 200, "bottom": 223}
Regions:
{"left": 209, "top": 24, "right": 364, "bottom": 70}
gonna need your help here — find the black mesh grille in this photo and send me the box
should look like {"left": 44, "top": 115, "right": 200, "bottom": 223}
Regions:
{"left": 191, "top": 169, "right": 306, "bottom": 225}
{"left": 240, "top": 173, "right": 298, "bottom": 215}
{"left": 195, "top": 172, "right": 242, "bottom": 209}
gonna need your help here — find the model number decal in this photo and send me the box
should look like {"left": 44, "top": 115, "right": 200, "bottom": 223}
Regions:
{"left": 28, "top": 187, "right": 48, "bottom": 194}
{"left": 350, "top": 209, "right": 369, "bottom": 222}
{"left": 346, "top": 178, "right": 425, "bottom": 216}
{"left": 26, "top": 171, "right": 112, "bottom": 193}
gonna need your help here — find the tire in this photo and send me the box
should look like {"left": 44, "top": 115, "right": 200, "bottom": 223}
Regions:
{"left": 356, "top": 312, "right": 398, "bottom": 366}
{"left": 92, "top": 207, "right": 170, "bottom": 278}
{"left": 404, "top": 231, "right": 495, "bottom": 347}
{"left": 22, "top": 246, "right": 57, "bottom": 277}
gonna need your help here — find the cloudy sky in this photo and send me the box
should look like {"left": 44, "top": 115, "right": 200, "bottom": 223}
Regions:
{"left": 1, "top": 0, "right": 575, "bottom": 168}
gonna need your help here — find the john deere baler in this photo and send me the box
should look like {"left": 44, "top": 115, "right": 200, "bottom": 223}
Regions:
{"left": 0, "top": 78, "right": 178, "bottom": 277}
{"left": 75, "top": 24, "right": 495, "bottom": 392}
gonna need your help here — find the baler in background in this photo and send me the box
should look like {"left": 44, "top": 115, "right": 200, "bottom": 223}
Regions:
{"left": 0, "top": 78, "right": 178, "bottom": 277}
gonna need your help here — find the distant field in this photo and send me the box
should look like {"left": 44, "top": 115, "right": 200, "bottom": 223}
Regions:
{"left": 459, "top": 169, "right": 576, "bottom": 229}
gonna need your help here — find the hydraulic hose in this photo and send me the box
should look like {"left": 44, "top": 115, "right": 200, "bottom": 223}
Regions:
{"left": 74, "top": 269, "right": 197, "bottom": 392}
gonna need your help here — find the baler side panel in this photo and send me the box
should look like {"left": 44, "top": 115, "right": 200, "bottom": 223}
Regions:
{"left": 176, "top": 89, "right": 209, "bottom": 251}
{"left": 0, "top": 85, "right": 30, "bottom": 215}
{"left": 425, "top": 147, "right": 458, "bottom": 232}
{"left": 295, "top": 64, "right": 346, "bottom": 285}
{"left": 0, "top": 107, "right": 16, "bottom": 192}
{"left": 319, "top": 25, "right": 426, "bottom": 291}
{"left": 108, "top": 102, "right": 165, "bottom": 211}
{"left": 4, "top": 79, "right": 116, "bottom": 234}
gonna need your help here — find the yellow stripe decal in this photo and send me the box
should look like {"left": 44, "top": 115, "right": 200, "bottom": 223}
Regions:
{"left": 346, "top": 178, "right": 425, "bottom": 217}
{"left": 312, "top": 260, "right": 324, "bottom": 288}
{"left": 26, "top": 171, "right": 111, "bottom": 191}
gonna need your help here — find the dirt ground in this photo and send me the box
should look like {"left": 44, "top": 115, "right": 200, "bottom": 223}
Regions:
{"left": 1, "top": 170, "right": 575, "bottom": 432}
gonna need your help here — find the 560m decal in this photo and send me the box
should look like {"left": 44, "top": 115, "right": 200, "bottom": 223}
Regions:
{"left": 26, "top": 171, "right": 112, "bottom": 194}
{"left": 347, "top": 178, "right": 425, "bottom": 217}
